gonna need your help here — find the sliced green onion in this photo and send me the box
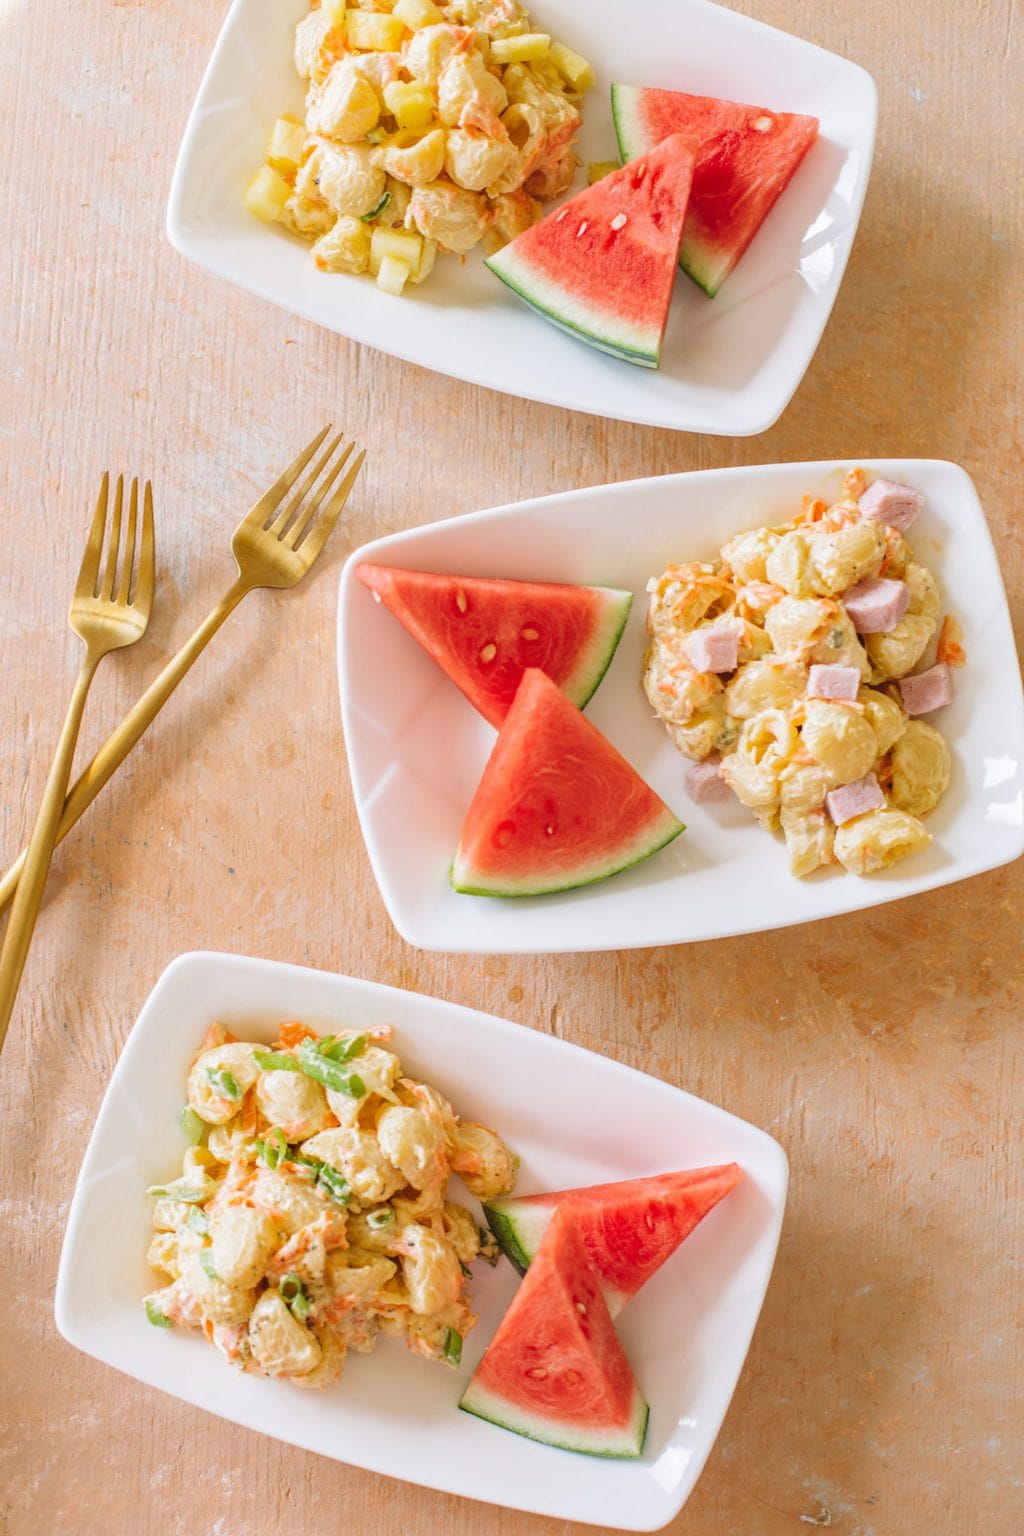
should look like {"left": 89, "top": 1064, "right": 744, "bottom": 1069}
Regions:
{"left": 829, "top": 626, "right": 845, "bottom": 648}
{"left": 186, "top": 1206, "right": 210, "bottom": 1235}
{"left": 253, "top": 1049, "right": 302, "bottom": 1073}
{"left": 361, "top": 190, "right": 391, "bottom": 222}
{"left": 317, "top": 1164, "right": 350, "bottom": 1204}
{"left": 459, "top": 1260, "right": 472, "bottom": 1279}
{"left": 199, "top": 1248, "right": 219, "bottom": 1280}
{"left": 146, "top": 1175, "right": 212, "bottom": 1203}
{"left": 179, "top": 1107, "right": 205, "bottom": 1145}
{"left": 256, "top": 1126, "right": 289, "bottom": 1170}
{"left": 144, "top": 1297, "right": 172, "bottom": 1328}
{"left": 366, "top": 1207, "right": 394, "bottom": 1230}
{"left": 297, "top": 1040, "right": 367, "bottom": 1097}
{"left": 280, "top": 1273, "right": 311, "bottom": 1320}
{"left": 318, "top": 1032, "right": 367, "bottom": 1064}
{"left": 443, "top": 1327, "right": 462, "bottom": 1366}
{"left": 205, "top": 1067, "right": 242, "bottom": 1101}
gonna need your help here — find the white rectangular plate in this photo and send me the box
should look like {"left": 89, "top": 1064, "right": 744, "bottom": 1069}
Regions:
{"left": 337, "top": 459, "right": 1024, "bottom": 953}
{"left": 167, "top": 0, "right": 876, "bottom": 434}
{"left": 56, "top": 952, "right": 788, "bottom": 1531}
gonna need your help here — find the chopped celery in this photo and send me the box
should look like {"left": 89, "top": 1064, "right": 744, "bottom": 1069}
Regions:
{"left": 179, "top": 1107, "right": 205, "bottom": 1145}
{"left": 205, "top": 1067, "right": 241, "bottom": 1101}
{"left": 144, "top": 1298, "right": 172, "bottom": 1328}
{"left": 253, "top": 1049, "right": 301, "bottom": 1073}
{"left": 443, "top": 1327, "right": 462, "bottom": 1366}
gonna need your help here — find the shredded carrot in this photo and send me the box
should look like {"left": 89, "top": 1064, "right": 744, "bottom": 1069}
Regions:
{"left": 239, "top": 1086, "right": 258, "bottom": 1135}
{"left": 936, "top": 614, "right": 966, "bottom": 668}
{"left": 795, "top": 496, "right": 828, "bottom": 525}
{"left": 278, "top": 1020, "right": 319, "bottom": 1049}
{"left": 843, "top": 468, "right": 867, "bottom": 500}
{"left": 192, "top": 1022, "right": 238, "bottom": 1064}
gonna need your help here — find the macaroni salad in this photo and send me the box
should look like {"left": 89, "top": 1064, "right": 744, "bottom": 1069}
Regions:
{"left": 144, "top": 1019, "right": 517, "bottom": 1386}
{"left": 644, "top": 473, "right": 963, "bottom": 878}
{"left": 244, "top": 0, "right": 593, "bottom": 295}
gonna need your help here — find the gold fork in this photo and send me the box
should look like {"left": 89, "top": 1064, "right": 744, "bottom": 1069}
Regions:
{"left": 0, "top": 427, "right": 363, "bottom": 920}
{"left": 0, "top": 475, "right": 156, "bottom": 1048}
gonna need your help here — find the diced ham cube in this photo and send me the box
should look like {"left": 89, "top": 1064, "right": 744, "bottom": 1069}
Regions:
{"left": 858, "top": 478, "right": 924, "bottom": 532}
{"left": 686, "top": 625, "right": 740, "bottom": 674}
{"left": 841, "top": 576, "right": 910, "bottom": 633}
{"left": 898, "top": 663, "right": 953, "bottom": 715}
{"left": 683, "top": 757, "right": 733, "bottom": 804}
{"left": 807, "top": 664, "right": 860, "bottom": 701}
{"left": 826, "top": 773, "right": 886, "bottom": 825}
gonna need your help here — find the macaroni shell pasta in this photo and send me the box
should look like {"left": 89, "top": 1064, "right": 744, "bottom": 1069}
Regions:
{"left": 781, "top": 807, "right": 835, "bottom": 877}
{"left": 801, "top": 700, "right": 878, "bottom": 782}
{"left": 858, "top": 686, "right": 908, "bottom": 756}
{"left": 865, "top": 613, "right": 935, "bottom": 680}
{"left": 724, "top": 659, "right": 807, "bottom": 719}
{"left": 720, "top": 711, "right": 798, "bottom": 809}
{"left": 834, "top": 807, "right": 931, "bottom": 874}
{"left": 890, "top": 721, "right": 951, "bottom": 817}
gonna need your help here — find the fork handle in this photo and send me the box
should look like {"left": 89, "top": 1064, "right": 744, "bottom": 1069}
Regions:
{"left": 0, "top": 654, "right": 102, "bottom": 1050}
{"left": 0, "top": 577, "right": 251, "bottom": 921}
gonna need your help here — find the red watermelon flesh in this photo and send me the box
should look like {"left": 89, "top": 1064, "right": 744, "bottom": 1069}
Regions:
{"left": 451, "top": 668, "right": 684, "bottom": 897}
{"left": 612, "top": 84, "right": 819, "bottom": 297}
{"left": 356, "top": 565, "right": 632, "bottom": 729}
{"left": 485, "top": 133, "right": 698, "bottom": 368}
{"left": 458, "top": 1209, "right": 649, "bottom": 1457}
{"left": 484, "top": 1164, "right": 741, "bottom": 1316}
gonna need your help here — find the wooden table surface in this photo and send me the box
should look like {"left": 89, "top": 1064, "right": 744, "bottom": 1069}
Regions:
{"left": 1, "top": 1, "right": 1021, "bottom": 1532}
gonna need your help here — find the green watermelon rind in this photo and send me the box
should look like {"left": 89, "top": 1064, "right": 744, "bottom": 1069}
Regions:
{"left": 481, "top": 1199, "right": 546, "bottom": 1277}
{"left": 458, "top": 1373, "right": 650, "bottom": 1459}
{"left": 485, "top": 244, "right": 662, "bottom": 369}
{"left": 449, "top": 806, "right": 684, "bottom": 898}
{"left": 611, "top": 83, "right": 729, "bottom": 298}
{"left": 560, "top": 587, "right": 634, "bottom": 712}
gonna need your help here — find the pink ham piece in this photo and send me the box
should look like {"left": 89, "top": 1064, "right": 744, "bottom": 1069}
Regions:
{"left": 683, "top": 757, "right": 732, "bottom": 804}
{"left": 841, "top": 576, "right": 910, "bottom": 633}
{"left": 686, "top": 625, "right": 740, "bottom": 674}
{"left": 826, "top": 773, "right": 886, "bottom": 826}
{"left": 858, "top": 478, "right": 924, "bottom": 532}
{"left": 807, "top": 664, "right": 860, "bottom": 701}
{"left": 899, "top": 663, "right": 953, "bottom": 715}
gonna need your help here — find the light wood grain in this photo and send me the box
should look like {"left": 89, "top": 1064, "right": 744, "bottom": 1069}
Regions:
{"left": 1, "top": 0, "right": 1022, "bottom": 1532}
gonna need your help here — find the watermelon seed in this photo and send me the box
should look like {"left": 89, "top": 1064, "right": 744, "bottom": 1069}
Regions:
{"left": 610, "top": 213, "right": 627, "bottom": 231}
{"left": 526, "top": 1367, "right": 548, "bottom": 1380}
{"left": 575, "top": 1301, "right": 587, "bottom": 1315}
{"left": 555, "top": 208, "right": 569, "bottom": 222}
{"left": 520, "top": 626, "right": 539, "bottom": 641}
{"left": 455, "top": 588, "right": 468, "bottom": 613}
{"left": 753, "top": 115, "right": 774, "bottom": 131}
{"left": 479, "top": 643, "right": 497, "bottom": 663}
{"left": 371, "top": 591, "right": 382, "bottom": 603}
{"left": 576, "top": 220, "right": 589, "bottom": 238}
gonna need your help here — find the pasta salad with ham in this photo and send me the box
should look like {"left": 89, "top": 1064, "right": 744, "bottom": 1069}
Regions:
{"left": 644, "top": 473, "right": 963, "bottom": 878}
{"left": 243, "top": 0, "right": 593, "bottom": 296}
{"left": 143, "top": 1019, "right": 516, "bottom": 1386}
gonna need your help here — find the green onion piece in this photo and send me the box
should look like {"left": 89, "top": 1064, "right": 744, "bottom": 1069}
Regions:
{"left": 205, "top": 1067, "right": 242, "bottom": 1101}
{"left": 459, "top": 1260, "right": 472, "bottom": 1279}
{"left": 146, "top": 1175, "right": 212, "bottom": 1203}
{"left": 186, "top": 1206, "right": 210, "bottom": 1235}
{"left": 360, "top": 190, "right": 391, "bottom": 222}
{"left": 317, "top": 1164, "right": 350, "bottom": 1204}
{"left": 256, "top": 1126, "right": 289, "bottom": 1170}
{"left": 366, "top": 1207, "right": 394, "bottom": 1230}
{"left": 443, "top": 1327, "right": 462, "bottom": 1366}
{"left": 199, "top": 1248, "right": 219, "bottom": 1280}
{"left": 478, "top": 1227, "right": 500, "bottom": 1266}
{"left": 318, "top": 1032, "right": 367, "bottom": 1064}
{"left": 144, "top": 1298, "right": 172, "bottom": 1328}
{"left": 280, "top": 1273, "right": 311, "bottom": 1320}
{"left": 179, "top": 1107, "right": 205, "bottom": 1145}
{"left": 253, "top": 1049, "right": 302, "bottom": 1073}
{"left": 296, "top": 1041, "right": 367, "bottom": 1097}
{"left": 829, "top": 626, "right": 844, "bottom": 648}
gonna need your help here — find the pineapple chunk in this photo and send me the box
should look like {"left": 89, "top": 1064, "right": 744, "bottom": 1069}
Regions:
{"left": 549, "top": 41, "right": 596, "bottom": 92}
{"left": 321, "top": 0, "right": 347, "bottom": 22}
{"left": 243, "top": 165, "right": 292, "bottom": 222}
{"left": 409, "top": 236, "right": 437, "bottom": 284}
{"left": 392, "top": 0, "right": 442, "bottom": 28}
{"left": 267, "top": 117, "right": 307, "bottom": 173}
{"left": 383, "top": 79, "right": 435, "bottom": 130}
{"left": 346, "top": 10, "right": 406, "bottom": 50}
{"left": 490, "top": 33, "right": 550, "bottom": 64}
{"left": 376, "top": 254, "right": 411, "bottom": 294}
{"left": 369, "top": 225, "right": 424, "bottom": 277}
{"left": 587, "top": 159, "right": 620, "bottom": 184}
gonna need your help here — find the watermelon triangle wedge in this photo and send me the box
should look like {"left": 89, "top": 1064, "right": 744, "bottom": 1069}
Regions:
{"left": 459, "top": 1209, "right": 649, "bottom": 1457}
{"left": 485, "top": 132, "right": 699, "bottom": 368}
{"left": 356, "top": 564, "right": 632, "bottom": 728}
{"left": 612, "top": 84, "right": 820, "bottom": 297}
{"left": 451, "top": 668, "right": 684, "bottom": 896}
{"left": 483, "top": 1164, "right": 742, "bottom": 1316}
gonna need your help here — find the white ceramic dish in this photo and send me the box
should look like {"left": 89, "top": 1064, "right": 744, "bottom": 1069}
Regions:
{"left": 56, "top": 952, "right": 787, "bottom": 1531}
{"left": 167, "top": 0, "right": 876, "bottom": 435}
{"left": 338, "top": 459, "right": 1024, "bottom": 953}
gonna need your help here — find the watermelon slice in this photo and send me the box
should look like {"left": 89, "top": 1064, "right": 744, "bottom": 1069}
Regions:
{"left": 485, "top": 132, "right": 698, "bottom": 368}
{"left": 459, "top": 1210, "right": 649, "bottom": 1457}
{"left": 612, "top": 84, "right": 820, "bottom": 297}
{"left": 484, "top": 1164, "right": 742, "bottom": 1316}
{"left": 451, "top": 668, "right": 683, "bottom": 896}
{"left": 356, "top": 564, "right": 632, "bottom": 729}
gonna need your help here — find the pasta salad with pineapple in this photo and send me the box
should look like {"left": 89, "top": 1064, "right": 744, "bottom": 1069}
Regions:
{"left": 244, "top": 0, "right": 593, "bottom": 295}
{"left": 644, "top": 472, "right": 964, "bottom": 878}
{"left": 144, "top": 1018, "right": 517, "bottom": 1386}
